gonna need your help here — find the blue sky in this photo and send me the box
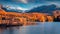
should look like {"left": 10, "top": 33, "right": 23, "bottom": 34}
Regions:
{"left": 0, "top": 0, "right": 60, "bottom": 10}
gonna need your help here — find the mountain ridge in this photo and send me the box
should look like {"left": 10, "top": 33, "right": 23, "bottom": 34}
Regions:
{"left": 26, "top": 4, "right": 60, "bottom": 14}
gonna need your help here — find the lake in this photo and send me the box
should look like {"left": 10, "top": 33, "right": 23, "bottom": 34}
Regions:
{"left": 0, "top": 22, "right": 60, "bottom": 34}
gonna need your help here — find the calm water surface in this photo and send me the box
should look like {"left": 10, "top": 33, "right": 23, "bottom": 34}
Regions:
{"left": 0, "top": 22, "right": 60, "bottom": 34}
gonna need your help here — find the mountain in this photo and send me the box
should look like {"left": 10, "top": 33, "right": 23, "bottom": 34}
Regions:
{"left": 1, "top": 6, "right": 26, "bottom": 13}
{"left": 27, "top": 4, "right": 60, "bottom": 14}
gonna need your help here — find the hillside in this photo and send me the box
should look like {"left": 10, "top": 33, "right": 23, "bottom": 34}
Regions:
{"left": 27, "top": 4, "right": 60, "bottom": 14}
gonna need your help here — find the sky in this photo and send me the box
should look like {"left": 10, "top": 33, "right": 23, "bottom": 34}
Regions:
{"left": 0, "top": 0, "right": 60, "bottom": 10}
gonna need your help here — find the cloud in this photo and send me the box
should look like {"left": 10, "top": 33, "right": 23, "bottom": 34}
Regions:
{"left": 17, "top": 7, "right": 28, "bottom": 10}
{"left": 13, "top": 0, "right": 28, "bottom": 4}
{"left": 20, "top": 0, "right": 28, "bottom": 4}
{"left": 47, "top": 2, "right": 60, "bottom": 7}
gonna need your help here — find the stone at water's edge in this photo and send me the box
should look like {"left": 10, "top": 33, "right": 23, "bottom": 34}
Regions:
{"left": 0, "top": 22, "right": 38, "bottom": 27}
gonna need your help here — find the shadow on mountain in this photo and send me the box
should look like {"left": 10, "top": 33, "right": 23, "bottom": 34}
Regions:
{"left": 27, "top": 4, "right": 60, "bottom": 14}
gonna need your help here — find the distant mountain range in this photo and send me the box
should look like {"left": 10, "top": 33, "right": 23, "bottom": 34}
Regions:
{"left": 1, "top": 4, "right": 60, "bottom": 13}
{"left": 1, "top": 6, "right": 25, "bottom": 13}
{"left": 26, "top": 4, "right": 60, "bottom": 14}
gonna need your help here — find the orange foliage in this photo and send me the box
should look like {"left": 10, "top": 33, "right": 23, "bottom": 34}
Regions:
{"left": 0, "top": 9, "right": 54, "bottom": 23}
{"left": 1, "top": 6, "right": 60, "bottom": 26}
{"left": 47, "top": 16, "right": 53, "bottom": 22}
{"left": 0, "top": 9, "right": 6, "bottom": 15}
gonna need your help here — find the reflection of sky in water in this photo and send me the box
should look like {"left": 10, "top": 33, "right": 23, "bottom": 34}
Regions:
{"left": 0, "top": 22, "right": 60, "bottom": 34}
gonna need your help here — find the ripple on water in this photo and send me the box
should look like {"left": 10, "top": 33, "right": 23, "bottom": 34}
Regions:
{"left": 0, "top": 22, "right": 60, "bottom": 34}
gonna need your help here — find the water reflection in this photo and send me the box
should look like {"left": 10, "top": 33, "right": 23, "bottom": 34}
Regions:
{"left": 0, "top": 22, "right": 60, "bottom": 34}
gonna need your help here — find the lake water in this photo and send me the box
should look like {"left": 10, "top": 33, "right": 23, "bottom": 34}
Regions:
{"left": 0, "top": 22, "right": 60, "bottom": 34}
